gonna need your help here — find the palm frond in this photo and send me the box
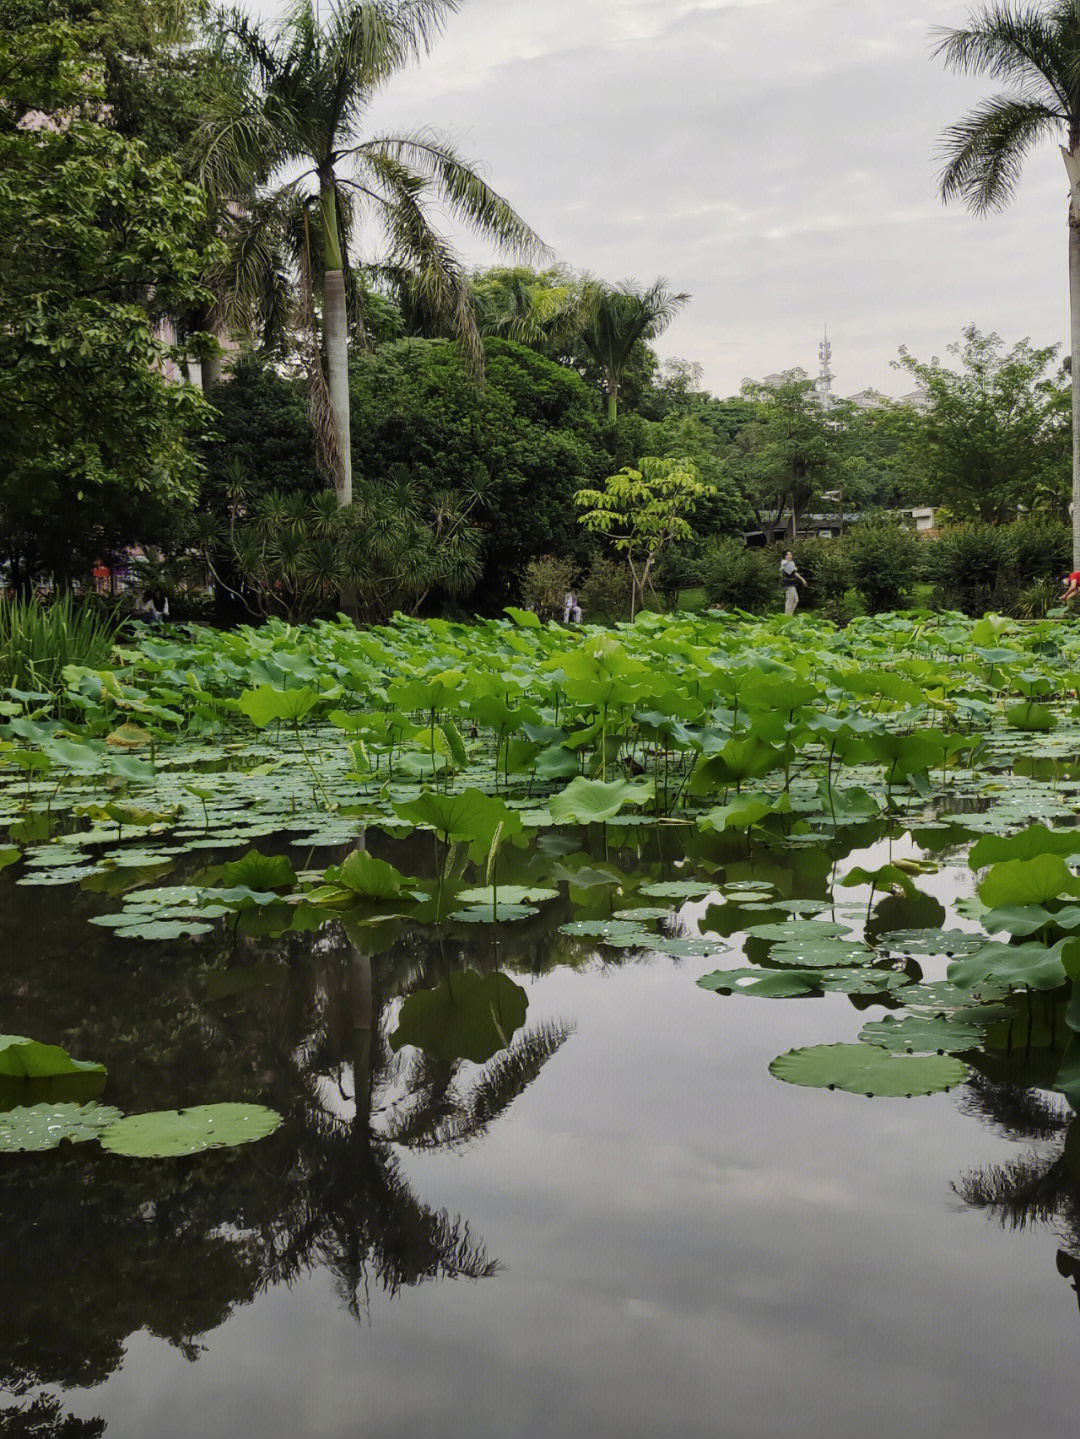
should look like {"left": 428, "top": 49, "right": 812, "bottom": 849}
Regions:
{"left": 357, "top": 131, "right": 547, "bottom": 260}
{"left": 933, "top": 2, "right": 1073, "bottom": 111}
{"left": 939, "top": 93, "right": 1063, "bottom": 209}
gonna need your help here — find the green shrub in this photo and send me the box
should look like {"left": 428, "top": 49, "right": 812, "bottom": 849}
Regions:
{"left": 692, "top": 537, "right": 776, "bottom": 613}
{"left": 580, "top": 555, "right": 631, "bottom": 623}
{"left": 0, "top": 593, "right": 119, "bottom": 693}
{"left": 927, "top": 524, "right": 1009, "bottom": 615}
{"left": 791, "top": 538, "right": 854, "bottom": 622}
{"left": 843, "top": 523, "right": 922, "bottom": 613}
{"left": 520, "top": 556, "right": 576, "bottom": 621}
{"left": 1007, "top": 515, "right": 1071, "bottom": 588}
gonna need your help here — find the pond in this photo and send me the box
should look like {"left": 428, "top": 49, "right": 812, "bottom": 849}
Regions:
{"left": 5, "top": 610, "right": 1080, "bottom": 1437}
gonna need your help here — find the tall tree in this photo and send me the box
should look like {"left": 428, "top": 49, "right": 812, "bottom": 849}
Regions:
{"left": 936, "top": 0, "right": 1080, "bottom": 563}
{"left": 731, "top": 375, "right": 836, "bottom": 543}
{"left": 577, "top": 277, "right": 689, "bottom": 423}
{"left": 198, "top": 0, "right": 543, "bottom": 520}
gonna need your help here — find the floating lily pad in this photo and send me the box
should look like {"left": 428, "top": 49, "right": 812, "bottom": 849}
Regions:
{"left": 877, "top": 929, "right": 985, "bottom": 958}
{"left": 639, "top": 879, "right": 717, "bottom": 899}
{"left": 98, "top": 1102, "right": 282, "bottom": 1158}
{"left": 557, "top": 919, "right": 652, "bottom": 947}
{"left": 766, "top": 938, "right": 878, "bottom": 968}
{"left": 857, "top": 1014, "right": 986, "bottom": 1054}
{"left": 769, "top": 1042, "right": 968, "bottom": 1096}
{"left": 0, "top": 1102, "right": 122, "bottom": 1153}
{"left": 745, "top": 920, "right": 849, "bottom": 943}
{"left": 449, "top": 902, "right": 539, "bottom": 923}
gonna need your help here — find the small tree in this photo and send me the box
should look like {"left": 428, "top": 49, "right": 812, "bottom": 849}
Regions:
{"left": 575, "top": 457, "right": 714, "bottom": 618}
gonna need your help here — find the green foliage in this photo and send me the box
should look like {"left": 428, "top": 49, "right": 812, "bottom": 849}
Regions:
{"left": 348, "top": 339, "right": 605, "bottom": 608}
{"left": 769, "top": 1043, "right": 968, "bottom": 1096}
{"left": 518, "top": 556, "right": 576, "bottom": 622}
{"left": 841, "top": 523, "right": 922, "bottom": 613}
{"left": 98, "top": 1103, "right": 282, "bottom": 1157}
{"left": 0, "top": 12, "right": 222, "bottom": 585}
{"left": 730, "top": 375, "right": 838, "bottom": 541}
{"left": 578, "top": 554, "right": 632, "bottom": 623}
{"left": 0, "top": 595, "right": 119, "bottom": 695}
{"left": 891, "top": 328, "right": 1069, "bottom": 522}
{"left": 688, "top": 537, "right": 775, "bottom": 613}
{"left": 576, "top": 456, "right": 715, "bottom": 617}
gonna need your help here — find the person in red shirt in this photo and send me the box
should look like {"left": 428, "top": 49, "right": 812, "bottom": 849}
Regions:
{"left": 1060, "top": 572, "right": 1080, "bottom": 603}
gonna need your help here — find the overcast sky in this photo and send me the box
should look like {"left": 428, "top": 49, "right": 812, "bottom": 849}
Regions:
{"left": 250, "top": 0, "right": 1068, "bottom": 399}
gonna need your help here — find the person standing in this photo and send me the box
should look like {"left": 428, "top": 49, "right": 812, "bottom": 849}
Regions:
{"left": 779, "top": 550, "right": 806, "bottom": 615}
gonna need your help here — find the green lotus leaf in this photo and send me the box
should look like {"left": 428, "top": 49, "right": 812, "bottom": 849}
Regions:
{"left": 769, "top": 1042, "right": 968, "bottom": 1096}
{"left": 548, "top": 776, "right": 653, "bottom": 825}
{"left": 766, "top": 939, "right": 877, "bottom": 968}
{"left": 638, "top": 878, "right": 717, "bottom": 900}
{"left": 321, "top": 850, "right": 416, "bottom": 900}
{"left": 980, "top": 903, "right": 1080, "bottom": 936}
{"left": 948, "top": 938, "right": 1075, "bottom": 993}
{"left": 698, "top": 968, "right": 824, "bottom": 998}
{"left": 238, "top": 685, "right": 318, "bottom": 727}
{"left": 696, "top": 793, "right": 790, "bottom": 833}
{"left": 558, "top": 919, "right": 652, "bottom": 946}
{"left": 969, "top": 823, "right": 1080, "bottom": 869}
{"left": 392, "top": 787, "right": 524, "bottom": 846}
{"left": 838, "top": 863, "right": 918, "bottom": 897}
{"left": 613, "top": 907, "right": 674, "bottom": 921}
{"left": 455, "top": 884, "right": 558, "bottom": 906}
{"left": 816, "top": 783, "right": 881, "bottom": 822}
{"left": 448, "top": 903, "right": 539, "bottom": 923}
{"left": 389, "top": 970, "right": 527, "bottom": 1063}
{"left": 877, "top": 929, "right": 986, "bottom": 957}
{"left": 1005, "top": 701, "right": 1056, "bottom": 732}
{"left": 0, "top": 1035, "right": 104, "bottom": 1079}
{"left": 112, "top": 918, "right": 214, "bottom": 940}
{"left": 99, "top": 1102, "right": 282, "bottom": 1158}
{"left": 219, "top": 849, "right": 298, "bottom": 892}
{"left": 856, "top": 1014, "right": 986, "bottom": 1054}
{"left": 902, "top": 980, "right": 1010, "bottom": 1012}
{"left": 978, "top": 854, "right": 1080, "bottom": 908}
{"left": 745, "top": 920, "right": 849, "bottom": 943}
{"left": 0, "top": 846, "right": 18, "bottom": 873}
{"left": 0, "top": 1102, "right": 123, "bottom": 1153}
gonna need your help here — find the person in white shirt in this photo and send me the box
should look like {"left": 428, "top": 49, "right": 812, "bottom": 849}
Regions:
{"left": 779, "top": 551, "right": 806, "bottom": 615}
{"left": 563, "top": 590, "right": 582, "bottom": 624}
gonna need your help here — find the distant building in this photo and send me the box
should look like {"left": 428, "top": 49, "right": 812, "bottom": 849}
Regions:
{"left": 746, "top": 332, "right": 932, "bottom": 412}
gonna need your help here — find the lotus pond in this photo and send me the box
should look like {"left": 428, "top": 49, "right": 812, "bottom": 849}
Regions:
{"left": 9, "top": 607, "right": 1080, "bottom": 1435}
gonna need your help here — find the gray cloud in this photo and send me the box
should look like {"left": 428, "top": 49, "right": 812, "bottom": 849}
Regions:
{"left": 251, "top": 0, "right": 1070, "bottom": 397}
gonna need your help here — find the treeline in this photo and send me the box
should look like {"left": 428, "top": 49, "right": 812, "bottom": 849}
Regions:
{"left": 1, "top": 0, "right": 1072, "bottom": 620}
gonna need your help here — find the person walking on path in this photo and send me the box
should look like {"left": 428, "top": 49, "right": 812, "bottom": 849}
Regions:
{"left": 780, "top": 550, "right": 807, "bottom": 615}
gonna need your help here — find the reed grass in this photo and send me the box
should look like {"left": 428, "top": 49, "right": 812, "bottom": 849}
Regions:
{"left": 0, "top": 593, "right": 120, "bottom": 694}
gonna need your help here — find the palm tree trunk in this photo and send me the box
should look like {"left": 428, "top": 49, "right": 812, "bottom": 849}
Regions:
{"left": 1071, "top": 208, "right": 1080, "bottom": 568}
{"left": 1064, "top": 139, "right": 1080, "bottom": 568}
{"left": 320, "top": 184, "right": 352, "bottom": 509}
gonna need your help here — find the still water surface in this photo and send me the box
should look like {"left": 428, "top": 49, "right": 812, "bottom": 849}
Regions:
{"left": 3, "top": 822, "right": 1079, "bottom": 1439}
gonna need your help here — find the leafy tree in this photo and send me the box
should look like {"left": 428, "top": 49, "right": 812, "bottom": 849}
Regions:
{"left": 347, "top": 338, "right": 606, "bottom": 607}
{"left": 642, "top": 411, "right": 753, "bottom": 535}
{"left": 577, "top": 278, "right": 689, "bottom": 423}
{"left": 936, "top": 0, "right": 1080, "bottom": 563}
{"left": 0, "top": 11, "right": 221, "bottom": 587}
{"left": 470, "top": 265, "right": 581, "bottom": 358}
{"left": 198, "top": 0, "right": 541, "bottom": 541}
{"left": 576, "top": 456, "right": 715, "bottom": 617}
{"left": 730, "top": 375, "right": 837, "bottom": 542}
{"left": 891, "top": 327, "right": 1068, "bottom": 521}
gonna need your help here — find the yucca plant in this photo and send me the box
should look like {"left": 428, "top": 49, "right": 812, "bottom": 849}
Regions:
{"left": 0, "top": 593, "right": 119, "bottom": 694}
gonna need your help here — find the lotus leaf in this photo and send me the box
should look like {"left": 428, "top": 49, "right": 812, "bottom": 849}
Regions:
{"left": 856, "top": 1014, "right": 985, "bottom": 1054}
{"left": 639, "top": 879, "right": 717, "bottom": 899}
{"left": 978, "top": 854, "right": 1080, "bottom": 908}
{"left": 449, "top": 903, "right": 540, "bottom": 923}
{"left": 389, "top": 970, "right": 527, "bottom": 1063}
{"left": 745, "top": 920, "right": 849, "bottom": 943}
{"left": 558, "top": 919, "right": 652, "bottom": 946}
{"left": 1005, "top": 701, "right": 1056, "bottom": 732}
{"left": 239, "top": 685, "right": 318, "bottom": 727}
{"left": 321, "top": 850, "right": 416, "bottom": 899}
{"left": 392, "top": 788, "right": 524, "bottom": 846}
{"left": 948, "top": 938, "right": 1075, "bottom": 993}
{"left": 877, "top": 929, "right": 986, "bottom": 957}
{"left": 969, "top": 823, "right": 1080, "bottom": 869}
{"left": 219, "top": 849, "right": 297, "bottom": 892}
{"left": 548, "top": 777, "right": 653, "bottom": 825}
{"left": 766, "top": 939, "right": 877, "bottom": 968}
{"left": 769, "top": 1043, "right": 968, "bottom": 1096}
{"left": 0, "top": 1035, "right": 104, "bottom": 1079}
{"left": 0, "top": 1102, "right": 122, "bottom": 1152}
{"left": 99, "top": 1102, "right": 282, "bottom": 1157}
{"left": 455, "top": 884, "right": 558, "bottom": 905}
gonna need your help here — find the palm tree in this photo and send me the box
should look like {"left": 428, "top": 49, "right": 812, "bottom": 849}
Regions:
{"left": 936, "top": 0, "right": 1080, "bottom": 565}
{"left": 197, "top": 0, "right": 543, "bottom": 515}
{"left": 577, "top": 277, "right": 689, "bottom": 423}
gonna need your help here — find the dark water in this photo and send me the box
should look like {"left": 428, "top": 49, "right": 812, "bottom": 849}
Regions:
{"left": 3, "top": 822, "right": 1080, "bottom": 1439}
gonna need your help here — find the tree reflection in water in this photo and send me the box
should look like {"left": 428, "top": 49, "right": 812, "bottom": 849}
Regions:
{"left": 0, "top": 889, "right": 574, "bottom": 1433}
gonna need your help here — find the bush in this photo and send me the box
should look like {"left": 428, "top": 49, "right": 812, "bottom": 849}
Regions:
{"left": 791, "top": 538, "right": 853, "bottom": 622}
{"left": 692, "top": 537, "right": 776, "bottom": 613}
{"left": 843, "top": 523, "right": 922, "bottom": 613}
{"left": 579, "top": 554, "right": 631, "bottom": 623}
{"left": 520, "top": 555, "right": 576, "bottom": 620}
{"left": 927, "top": 524, "right": 1010, "bottom": 615}
{"left": 1007, "top": 515, "right": 1071, "bottom": 588}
